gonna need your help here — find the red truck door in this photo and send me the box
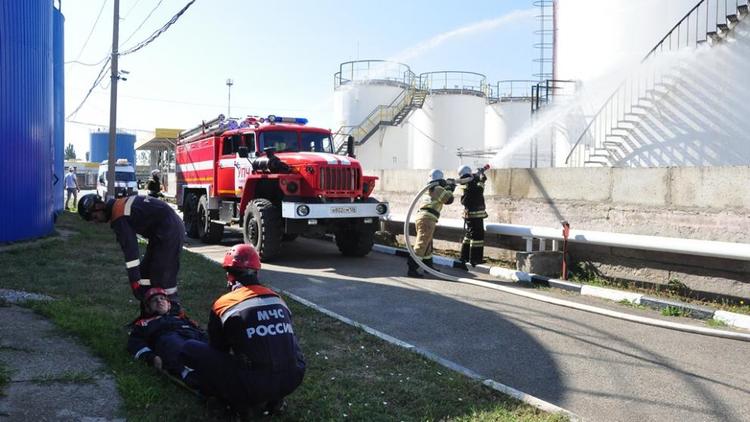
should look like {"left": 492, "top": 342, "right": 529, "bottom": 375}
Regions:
{"left": 217, "top": 134, "right": 240, "bottom": 196}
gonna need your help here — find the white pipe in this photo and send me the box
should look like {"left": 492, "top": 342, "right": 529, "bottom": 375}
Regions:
{"left": 390, "top": 213, "right": 750, "bottom": 261}
{"left": 402, "top": 187, "right": 750, "bottom": 342}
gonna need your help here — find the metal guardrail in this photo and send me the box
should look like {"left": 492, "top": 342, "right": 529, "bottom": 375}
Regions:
{"left": 565, "top": 0, "right": 747, "bottom": 167}
{"left": 386, "top": 213, "right": 750, "bottom": 261}
{"left": 418, "top": 71, "right": 488, "bottom": 96}
{"left": 334, "top": 60, "right": 416, "bottom": 89}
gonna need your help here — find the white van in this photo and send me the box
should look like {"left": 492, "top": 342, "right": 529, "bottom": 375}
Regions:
{"left": 97, "top": 159, "right": 137, "bottom": 199}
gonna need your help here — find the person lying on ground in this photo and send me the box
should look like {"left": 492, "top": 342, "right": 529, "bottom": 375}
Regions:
{"left": 179, "top": 244, "right": 306, "bottom": 417}
{"left": 127, "top": 287, "right": 206, "bottom": 389}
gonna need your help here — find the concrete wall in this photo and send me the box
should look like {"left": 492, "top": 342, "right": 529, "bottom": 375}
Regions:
{"left": 371, "top": 166, "right": 750, "bottom": 298}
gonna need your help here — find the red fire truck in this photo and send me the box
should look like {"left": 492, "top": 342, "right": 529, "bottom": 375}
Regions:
{"left": 175, "top": 114, "right": 388, "bottom": 260}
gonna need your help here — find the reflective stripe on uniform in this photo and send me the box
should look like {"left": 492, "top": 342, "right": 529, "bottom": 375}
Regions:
{"left": 124, "top": 195, "right": 137, "bottom": 216}
{"left": 181, "top": 366, "right": 194, "bottom": 379}
{"left": 138, "top": 279, "right": 151, "bottom": 286}
{"left": 163, "top": 287, "right": 178, "bottom": 295}
{"left": 220, "top": 296, "right": 288, "bottom": 324}
{"left": 470, "top": 240, "right": 484, "bottom": 246}
{"left": 126, "top": 259, "right": 140, "bottom": 269}
{"left": 135, "top": 346, "right": 152, "bottom": 359}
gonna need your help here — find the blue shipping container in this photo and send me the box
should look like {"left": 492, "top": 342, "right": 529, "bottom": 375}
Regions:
{"left": 0, "top": 0, "right": 55, "bottom": 242}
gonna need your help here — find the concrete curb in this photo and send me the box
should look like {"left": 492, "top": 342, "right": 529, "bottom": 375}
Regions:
{"left": 276, "top": 288, "right": 580, "bottom": 421}
{"left": 372, "top": 244, "right": 750, "bottom": 332}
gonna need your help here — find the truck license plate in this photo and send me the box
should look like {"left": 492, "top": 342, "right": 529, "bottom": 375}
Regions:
{"left": 330, "top": 206, "right": 356, "bottom": 214}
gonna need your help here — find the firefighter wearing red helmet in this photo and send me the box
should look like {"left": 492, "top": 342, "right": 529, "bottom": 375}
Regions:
{"left": 180, "top": 244, "right": 306, "bottom": 416}
{"left": 77, "top": 193, "right": 184, "bottom": 302}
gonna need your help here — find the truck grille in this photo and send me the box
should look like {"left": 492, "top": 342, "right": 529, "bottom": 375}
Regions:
{"left": 319, "top": 167, "right": 360, "bottom": 193}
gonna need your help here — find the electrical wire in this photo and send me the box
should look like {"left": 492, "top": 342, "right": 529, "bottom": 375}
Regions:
{"left": 120, "top": 0, "right": 164, "bottom": 47}
{"left": 74, "top": 0, "right": 109, "bottom": 61}
{"left": 120, "top": 0, "right": 196, "bottom": 56}
{"left": 122, "top": 0, "right": 144, "bottom": 19}
{"left": 66, "top": 57, "right": 111, "bottom": 120}
{"left": 65, "top": 0, "right": 196, "bottom": 120}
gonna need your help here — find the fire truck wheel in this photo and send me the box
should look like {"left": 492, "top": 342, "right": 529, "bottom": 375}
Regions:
{"left": 183, "top": 193, "right": 200, "bottom": 238}
{"left": 243, "top": 198, "right": 282, "bottom": 260}
{"left": 197, "top": 195, "right": 223, "bottom": 244}
{"left": 335, "top": 226, "right": 375, "bottom": 257}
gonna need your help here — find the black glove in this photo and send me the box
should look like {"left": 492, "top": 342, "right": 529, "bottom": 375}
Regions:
{"left": 437, "top": 179, "right": 447, "bottom": 188}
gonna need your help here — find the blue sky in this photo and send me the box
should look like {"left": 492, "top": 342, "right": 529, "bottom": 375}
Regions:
{"left": 63, "top": 0, "right": 538, "bottom": 157}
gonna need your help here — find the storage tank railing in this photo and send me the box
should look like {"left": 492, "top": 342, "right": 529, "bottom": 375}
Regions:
{"left": 488, "top": 80, "right": 537, "bottom": 103}
{"left": 418, "top": 71, "right": 488, "bottom": 97}
{"left": 332, "top": 86, "right": 414, "bottom": 153}
{"left": 565, "top": 0, "right": 744, "bottom": 167}
{"left": 334, "top": 59, "right": 415, "bottom": 89}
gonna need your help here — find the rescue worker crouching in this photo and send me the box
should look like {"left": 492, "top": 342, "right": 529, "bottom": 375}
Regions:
{"left": 408, "top": 169, "right": 455, "bottom": 278}
{"left": 179, "top": 244, "right": 306, "bottom": 417}
{"left": 146, "top": 169, "right": 165, "bottom": 199}
{"left": 77, "top": 193, "right": 185, "bottom": 304}
{"left": 457, "top": 165, "right": 488, "bottom": 269}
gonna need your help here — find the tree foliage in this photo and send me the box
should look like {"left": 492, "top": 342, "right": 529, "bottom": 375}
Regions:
{"left": 64, "top": 143, "right": 77, "bottom": 160}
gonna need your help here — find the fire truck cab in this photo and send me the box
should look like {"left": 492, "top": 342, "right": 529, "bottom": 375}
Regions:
{"left": 175, "top": 114, "right": 388, "bottom": 260}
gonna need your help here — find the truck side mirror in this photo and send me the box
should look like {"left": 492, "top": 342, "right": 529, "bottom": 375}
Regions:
{"left": 238, "top": 146, "right": 249, "bottom": 158}
{"left": 347, "top": 135, "right": 355, "bottom": 158}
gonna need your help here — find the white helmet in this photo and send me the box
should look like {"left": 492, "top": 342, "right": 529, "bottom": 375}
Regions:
{"left": 428, "top": 169, "right": 444, "bottom": 182}
{"left": 151, "top": 169, "right": 161, "bottom": 177}
{"left": 457, "top": 165, "right": 472, "bottom": 178}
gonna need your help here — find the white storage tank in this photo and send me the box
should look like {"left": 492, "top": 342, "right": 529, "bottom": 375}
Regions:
{"left": 333, "top": 60, "right": 414, "bottom": 133}
{"left": 556, "top": 0, "right": 699, "bottom": 83}
{"left": 419, "top": 71, "right": 487, "bottom": 169}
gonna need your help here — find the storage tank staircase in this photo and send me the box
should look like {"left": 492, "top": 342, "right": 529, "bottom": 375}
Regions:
{"left": 565, "top": 0, "right": 749, "bottom": 167}
{"left": 333, "top": 86, "right": 428, "bottom": 154}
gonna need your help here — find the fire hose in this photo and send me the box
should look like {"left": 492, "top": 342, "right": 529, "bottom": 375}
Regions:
{"left": 402, "top": 181, "right": 750, "bottom": 342}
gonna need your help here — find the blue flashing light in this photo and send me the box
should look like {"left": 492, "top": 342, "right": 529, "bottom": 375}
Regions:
{"left": 267, "top": 115, "right": 308, "bottom": 125}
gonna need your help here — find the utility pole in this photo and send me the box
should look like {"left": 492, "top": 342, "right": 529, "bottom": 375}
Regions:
{"left": 106, "top": 0, "right": 120, "bottom": 199}
{"left": 226, "top": 78, "right": 233, "bottom": 117}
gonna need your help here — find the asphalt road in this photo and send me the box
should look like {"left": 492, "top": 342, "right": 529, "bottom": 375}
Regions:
{"left": 186, "top": 229, "right": 750, "bottom": 422}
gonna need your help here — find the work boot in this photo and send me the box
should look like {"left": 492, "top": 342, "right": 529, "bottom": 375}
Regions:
{"left": 407, "top": 257, "right": 424, "bottom": 278}
{"left": 423, "top": 258, "right": 441, "bottom": 273}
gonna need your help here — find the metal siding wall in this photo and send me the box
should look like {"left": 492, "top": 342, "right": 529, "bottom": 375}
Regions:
{"left": 53, "top": 7, "right": 64, "bottom": 213}
{"left": 0, "top": 0, "right": 54, "bottom": 242}
{"left": 89, "top": 132, "right": 136, "bottom": 164}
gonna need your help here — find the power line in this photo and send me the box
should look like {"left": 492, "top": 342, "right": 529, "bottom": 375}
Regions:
{"left": 74, "top": 0, "right": 109, "bottom": 61}
{"left": 122, "top": 0, "right": 143, "bottom": 19}
{"left": 66, "top": 57, "right": 111, "bottom": 120}
{"left": 120, "top": 0, "right": 196, "bottom": 56}
{"left": 120, "top": 0, "right": 164, "bottom": 47}
{"left": 66, "top": 119, "right": 154, "bottom": 134}
{"left": 65, "top": 0, "right": 196, "bottom": 121}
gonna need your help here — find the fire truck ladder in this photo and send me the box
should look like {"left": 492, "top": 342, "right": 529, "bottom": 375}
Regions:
{"left": 333, "top": 85, "right": 428, "bottom": 155}
{"left": 178, "top": 114, "right": 230, "bottom": 141}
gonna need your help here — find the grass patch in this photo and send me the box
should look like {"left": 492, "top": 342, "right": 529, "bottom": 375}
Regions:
{"left": 660, "top": 306, "right": 690, "bottom": 318}
{"left": 706, "top": 318, "right": 728, "bottom": 328}
{"left": 617, "top": 299, "right": 646, "bottom": 310}
{"left": 1, "top": 213, "right": 566, "bottom": 422}
{"left": 0, "top": 362, "right": 10, "bottom": 397}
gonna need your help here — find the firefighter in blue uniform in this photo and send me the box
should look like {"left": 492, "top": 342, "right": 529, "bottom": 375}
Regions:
{"left": 457, "top": 165, "right": 488, "bottom": 269}
{"left": 180, "top": 244, "right": 305, "bottom": 416}
{"left": 78, "top": 193, "right": 185, "bottom": 302}
{"left": 408, "top": 169, "right": 455, "bottom": 278}
{"left": 127, "top": 287, "right": 206, "bottom": 388}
